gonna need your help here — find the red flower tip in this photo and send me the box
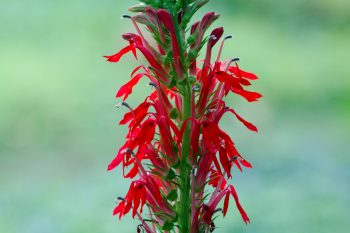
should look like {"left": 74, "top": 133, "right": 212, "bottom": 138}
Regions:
{"left": 208, "top": 27, "right": 224, "bottom": 48}
{"left": 201, "top": 12, "right": 219, "bottom": 31}
{"left": 156, "top": 9, "right": 174, "bottom": 32}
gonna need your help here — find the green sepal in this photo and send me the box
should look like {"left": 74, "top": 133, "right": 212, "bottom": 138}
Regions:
{"left": 133, "top": 14, "right": 152, "bottom": 26}
{"left": 171, "top": 160, "right": 181, "bottom": 169}
{"left": 166, "top": 189, "right": 178, "bottom": 202}
{"left": 165, "top": 168, "right": 176, "bottom": 181}
{"left": 162, "top": 221, "right": 174, "bottom": 231}
{"left": 169, "top": 108, "right": 180, "bottom": 119}
{"left": 168, "top": 77, "right": 177, "bottom": 88}
{"left": 187, "top": 35, "right": 195, "bottom": 45}
{"left": 188, "top": 76, "right": 196, "bottom": 84}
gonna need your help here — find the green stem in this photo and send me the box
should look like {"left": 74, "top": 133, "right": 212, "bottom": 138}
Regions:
{"left": 169, "top": 4, "right": 192, "bottom": 232}
{"left": 179, "top": 84, "right": 192, "bottom": 233}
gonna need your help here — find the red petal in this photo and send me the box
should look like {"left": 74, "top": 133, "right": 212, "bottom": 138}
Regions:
{"left": 140, "top": 186, "right": 147, "bottom": 213}
{"left": 218, "top": 147, "right": 231, "bottom": 176}
{"left": 116, "top": 73, "right": 144, "bottom": 101}
{"left": 239, "top": 158, "right": 253, "bottom": 168}
{"left": 129, "top": 119, "right": 156, "bottom": 149}
{"left": 132, "top": 186, "right": 142, "bottom": 218}
{"left": 229, "top": 185, "right": 250, "bottom": 224}
{"left": 237, "top": 77, "right": 251, "bottom": 86}
{"left": 229, "top": 109, "right": 258, "bottom": 132}
{"left": 104, "top": 46, "right": 132, "bottom": 63}
{"left": 233, "top": 159, "right": 242, "bottom": 172}
{"left": 107, "top": 146, "right": 126, "bottom": 171}
{"left": 232, "top": 89, "right": 262, "bottom": 102}
{"left": 223, "top": 192, "right": 230, "bottom": 216}
{"left": 216, "top": 71, "right": 243, "bottom": 90}
{"left": 113, "top": 201, "right": 125, "bottom": 217}
{"left": 124, "top": 164, "right": 139, "bottom": 178}
{"left": 119, "top": 102, "right": 150, "bottom": 125}
{"left": 229, "top": 66, "right": 258, "bottom": 80}
{"left": 136, "top": 45, "right": 166, "bottom": 77}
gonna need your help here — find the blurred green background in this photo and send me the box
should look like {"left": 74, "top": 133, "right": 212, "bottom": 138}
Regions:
{"left": 1, "top": 0, "right": 349, "bottom": 232}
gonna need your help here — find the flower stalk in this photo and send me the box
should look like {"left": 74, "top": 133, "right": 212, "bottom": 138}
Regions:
{"left": 104, "top": 0, "right": 262, "bottom": 232}
{"left": 179, "top": 84, "right": 192, "bottom": 233}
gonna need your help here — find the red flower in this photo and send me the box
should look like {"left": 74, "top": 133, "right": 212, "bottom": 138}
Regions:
{"left": 113, "top": 179, "right": 146, "bottom": 219}
{"left": 104, "top": 34, "right": 141, "bottom": 62}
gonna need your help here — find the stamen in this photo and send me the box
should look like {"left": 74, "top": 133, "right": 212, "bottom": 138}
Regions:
{"left": 216, "top": 36, "right": 233, "bottom": 62}
{"left": 116, "top": 102, "right": 133, "bottom": 112}
{"left": 224, "top": 57, "right": 240, "bottom": 71}
{"left": 148, "top": 82, "right": 157, "bottom": 88}
{"left": 122, "top": 102, "right": 133, "bottom": 111}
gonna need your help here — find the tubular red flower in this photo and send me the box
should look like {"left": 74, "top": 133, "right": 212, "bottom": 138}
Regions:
{"left": 157, "top": 9, "right": 183, "bottom": 78}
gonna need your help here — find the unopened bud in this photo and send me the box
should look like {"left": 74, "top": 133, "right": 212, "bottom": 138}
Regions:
{"left": 128, "top": 4, "right": 146, "bottom": 13}
{"left": 196, "top": 0, "right": 210, "bottom": 8}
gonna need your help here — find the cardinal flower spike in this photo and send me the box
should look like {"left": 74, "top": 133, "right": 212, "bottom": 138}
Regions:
{"left": 104, "top": 1, "right": 262, "bottom": 232}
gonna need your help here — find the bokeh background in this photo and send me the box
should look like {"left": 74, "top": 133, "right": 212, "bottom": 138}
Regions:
{"left": 1, "top": 0, "right": 349, "bottom": 232}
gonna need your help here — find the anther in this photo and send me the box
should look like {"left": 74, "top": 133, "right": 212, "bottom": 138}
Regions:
{"left": 214, "top": 208, "right": 223, "bottom": 213}
{"left": 121, "top": 14, "right": 132, "bottom": 19}
{"left": 231, "top": 58, "right": 240, "bottom": 62}
{"left": 126, "top": 148, "right": 136, "bottom": 157}
{"left": 116, "top": 101, "right": 133, "bottom": 112}
{"left": 192, "top": 85, "right": 200, "bottom": 92}
{"left": 209, "top": 35, "right": 217, "bottom": 41}
{"left": 230, "top": 156, "right": 239, "bottom": 162}
{"left": 148, "top": 82, "right": 157, "bottom": 88}
{"left": 121, "top": 102, "right": 131, "bottom": 109}
{"left": 224, "top": 35, "right": 233, "bottom": 40}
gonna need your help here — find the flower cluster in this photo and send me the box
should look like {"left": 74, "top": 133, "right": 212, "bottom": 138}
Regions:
{"left": 105, "top": 1, "right": 261, "bottom": 232}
